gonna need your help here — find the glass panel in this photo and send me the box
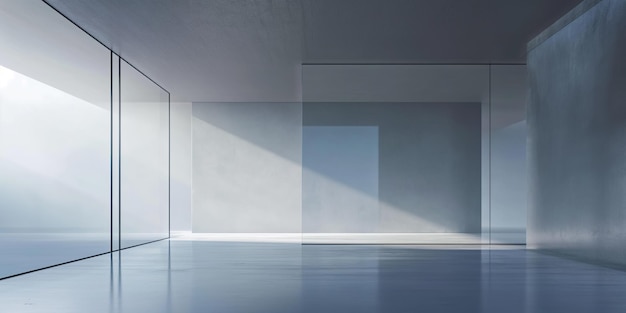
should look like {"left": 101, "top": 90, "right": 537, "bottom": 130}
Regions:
{"left": 120, "top": 60, "right": 169, "bottom": 248}
{"left": 302, "top": 65, "right": 489, "bottom": 244}
{"left": 0, "top": 1, "right": 111, "bottom": 278}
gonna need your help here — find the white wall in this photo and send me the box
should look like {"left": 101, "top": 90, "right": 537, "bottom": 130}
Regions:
{"left": 192, "top": 102, "right": 302, "bottom": 233}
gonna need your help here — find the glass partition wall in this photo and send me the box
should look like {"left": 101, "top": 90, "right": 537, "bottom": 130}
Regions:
{"left": 302, "top": 64, "right": 528, "bottom": 245}
{"left": 120, "top": 60, "right": 170, "bottom": 249}
{"left": 0, "top": 1, "right": 170, "bottom": 279}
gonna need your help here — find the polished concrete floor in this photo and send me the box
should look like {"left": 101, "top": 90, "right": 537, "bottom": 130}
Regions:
{"left": 1, "top": 239, "right": 626, "bottom": 313}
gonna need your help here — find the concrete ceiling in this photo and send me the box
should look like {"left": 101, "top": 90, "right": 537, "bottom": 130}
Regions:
{"left": 302, "top": 0, "right": 584, "bottom": 63}
{"left": 45, "top": 0, "right": 582, "bottom": 102}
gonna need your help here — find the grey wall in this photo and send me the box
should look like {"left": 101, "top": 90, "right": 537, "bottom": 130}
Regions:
{"left": 528, "top": 0, "right": 626, "bottom": 265}
{"left": 304, "top": 102, "right": 482, "bottom": 233}
{"left": 171, "top": 102, "right": 192, "bottom": 232}
{"left": 192, "top": 102, "right": 302, "bottom": 233}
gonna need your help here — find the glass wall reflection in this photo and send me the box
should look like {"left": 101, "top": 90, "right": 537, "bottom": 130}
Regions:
{"left": 0, "top": 1, "right": 111, "bottom": 277}
{"left": 120, "top": 60, "right": 170, "bottom": 248}
{"left": 0, "top": 1, "right": 171, "bottom": 279}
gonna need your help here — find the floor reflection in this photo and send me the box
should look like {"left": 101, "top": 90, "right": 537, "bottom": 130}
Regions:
{"left": 1, "top": 240, "right": 626, "bottom": 312}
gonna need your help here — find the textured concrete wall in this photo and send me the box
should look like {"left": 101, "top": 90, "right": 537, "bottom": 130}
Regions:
{"left": 528, "top": 0, "right": 626, "bottom": 265}
{"left": 304, "top": 102, "right": 482, "bottom": 233}
{"left": 192, "top": 102, "right": 302, "bottom": 233}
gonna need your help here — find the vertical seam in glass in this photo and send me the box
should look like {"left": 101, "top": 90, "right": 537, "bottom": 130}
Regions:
{"left": 168, "top": 93, "right": 171, "bottom": 239}
{"left": 118, "top": 57, "right": 122, "bottom": 251}
{"left": 488, "top": 64, "right": 492, "bottom": 246}
{"left": 110, "top": 51, "right": 113, "bottom": 253}
{"left": 301, "top": 68, "right": 304, "bottom": 245}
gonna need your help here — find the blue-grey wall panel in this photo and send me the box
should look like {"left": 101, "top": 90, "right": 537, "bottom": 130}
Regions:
{"left": 303, "top": 126, "right": 379, "bottom": 233}
{"left": 528, "top": 0, "right": 626, "bottom": 265}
